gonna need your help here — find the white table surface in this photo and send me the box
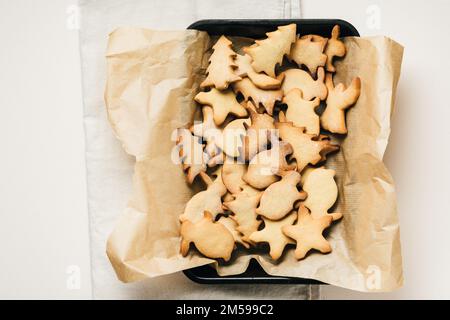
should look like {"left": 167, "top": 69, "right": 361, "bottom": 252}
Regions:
{"left": 1, "top": 0, "right": 449, "bottom": 299}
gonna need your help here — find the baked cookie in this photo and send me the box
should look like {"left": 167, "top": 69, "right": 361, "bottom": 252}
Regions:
{"left": 249, "top": 211, "right": 297, "bottom": 260}
{"left": 240, "top": 102, "right": 275, "bottom": 161}
{"left": 176, "top": 128, "right": 208, "bottom": 184}
{"left": 289, "top": 34, "right": 327, "bottom": 76}
{"left": 191, "top": 106, "right": 223, "bottom": 163}
{"left": 200, "top": 35, "right": 241, "bottom": 90}
{"left": 223, "top": 185, "right": 262, "bottom": 244}
{"left": 221, "top": 156, "right": 247, "bottom": 194}
{"left": 244, "top": 24, "right": 297, "bottom": 77}
{"left": 283, "top": 88, "right": 320, "bottom": 135}
{"left": 321, "top": 73, "right": 361, "bottom": 134}
{"left": 217, "top": 216, "right": 250, "bottom": 249}
{"left": 302, "top": 167, "right": 342, "bottom": 221}
{"left": 235, "top": 53, "right": 283, "bottom": 89}
{"left": 276, "top": 114, "right": 339, "bottom": 172}
{"left": 179, "top": 171, "right": 227, "bottom": 223}
{"left": 195, "top": 88, "right": 248, "bottom": 126}
{"left": 256, "top": 171, "right": 307, "bottom": 220}
{"left": 281, "top": 67, "right": 327, "bottom": 101}
{"left": 282, "top": 204, "right": 333, "bottom": 260}
{"left": 243, "top": 141, "right": 296, "bottom": 189}
{"left": 180, "top": 211, "right": 235, "bottom": 261}
{"left": 233, "top": 78, "right": 283, "bottom": 115}
{"left": 324, "top": 25, "right": 346, "bottom": 73}
{"left": 220, "top": 117, "right": 251, "bottom": 157}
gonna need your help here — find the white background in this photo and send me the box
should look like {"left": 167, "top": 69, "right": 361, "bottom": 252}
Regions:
{"left": 1, "top": 0, "right": 449, "bottom": 299}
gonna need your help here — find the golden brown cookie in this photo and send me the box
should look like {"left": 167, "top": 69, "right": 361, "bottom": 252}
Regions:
{"left": 302, "top": 167, "right": 342, "bottom": 221}
{"left": 200, "top": 35, "right": 241, "bottom": 90}
{"left": 235, "top": 53, "right": 283, "bottom": 89}
{"left": 244, "top": 24, "right": 297, "bottom": 77}
{"left": 176, "top": 128, "right": 208, "bottom": 184}
{"left": 282, "top": 204, "right": 333, "bottom": 260}
{"left": 256, "top": 171, "right": 306, "bottom": 220}
{"left": 243, "top": 141, "right": 296, "bottom": 189}
{"left": 249, "top": 211, "right": 297, "bottom": 260}
{"left": 191, "top": 106, "right": 223, "bottom": 164}
{"left": 233, "top": 78, "right": 283, "bottom": 115}
{"left": 179, "top": 171, "right": 227, "bottom": 223}
{"left": 283, "top": 88, "right": 320, "bottom": 135}
{"left": 221, "top": 156, "right": 247, "bottom": 194}
{"left": 217, "top": 216, "right": 250, "bottom": 249}
{"left": 195, "top": 88, "right": 248, "bottom": 126}
{"left": 180, "top": 211, "right": 235, "bottom": 261}
{"left": 223, "top": 185, "right": 262, "bottom": 244}
{"left": 321, "top": 73, "right": 361, "bottom": 134}
{"left": 289, "top": 34, "right": 327, "bottom": 76}
{"left": 281, "top": 67, "right": 327, "bottom": 101}
{"left": 324, "top": 25, "right": 346, "bottom": 73}
{"left": 240, "top": 102, "right": 275, "bottom": 161}
{"left": 220, "top": 117, "right": 251, "bottom": 157}
{"left": 276, "top": 115, "right": 339, "bottom": 172}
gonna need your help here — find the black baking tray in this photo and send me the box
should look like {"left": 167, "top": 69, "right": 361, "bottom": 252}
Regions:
{"left": 184, "top": 19, "right": 359, "bottom": 285}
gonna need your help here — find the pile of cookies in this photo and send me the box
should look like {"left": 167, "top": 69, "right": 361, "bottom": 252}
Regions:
{"left": 176, "top": 24, "right": 361, "bottom": 262}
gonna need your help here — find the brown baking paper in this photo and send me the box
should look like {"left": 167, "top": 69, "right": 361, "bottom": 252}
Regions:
{"left": 104, "top": 27, "right": 404, "bottom": 292}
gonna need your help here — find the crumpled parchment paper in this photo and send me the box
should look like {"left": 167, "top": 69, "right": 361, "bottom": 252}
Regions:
{"left": 104, "top": 27, "right": 404, "bottom": 292}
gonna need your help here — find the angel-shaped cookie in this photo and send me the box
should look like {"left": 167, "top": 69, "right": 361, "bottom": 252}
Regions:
{"left": 321, "top": 73, "right": 361, "bottom": 134}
